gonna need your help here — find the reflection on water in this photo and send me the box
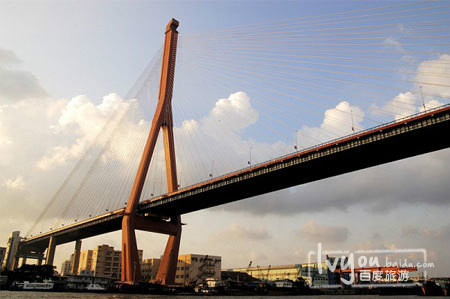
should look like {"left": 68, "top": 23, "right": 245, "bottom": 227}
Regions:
{"left": 0, "top": 291, "right": 438, "bottom": 299}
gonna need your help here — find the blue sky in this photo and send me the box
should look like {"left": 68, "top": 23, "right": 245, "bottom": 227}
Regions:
{"left": 1, "top": 0, "right": 450, "bottom": 277}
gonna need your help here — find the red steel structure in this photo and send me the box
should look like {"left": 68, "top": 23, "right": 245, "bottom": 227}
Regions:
{"left": 121, "top": 18, "right": 181, "bottom": 285}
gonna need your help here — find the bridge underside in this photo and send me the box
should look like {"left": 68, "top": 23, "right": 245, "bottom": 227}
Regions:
{"left": 20, "top": 106, "right": 450, "bottom": 255}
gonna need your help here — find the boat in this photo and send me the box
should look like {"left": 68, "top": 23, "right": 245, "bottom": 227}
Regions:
{"left": 13, "top": 279, "right": 54, "bottom": 290}
{"left": 85, "top": 283, "right": 107, "bottom": 292}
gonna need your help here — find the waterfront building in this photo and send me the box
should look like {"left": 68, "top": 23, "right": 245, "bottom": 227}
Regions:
{"left": 0, "top": 247, "right": 6, "bottom": 267}
{"left": 229, "top": 258, "right": 338, "bottom": 286}
{"left": 299, "top": 262, "right": 334, "bottom": 286}
{"left": 76, "top": 244, "right": 142, "bottom": 280}
{"left": 175, "top": 254, "right": 221, "bottom": 285}
{"left": 231, "top": 264, "right": 301, "bottom": 282}
{"left": 78, "top": 250, "right": 93, "bottom": 274}
{"left": 60, "top": 259, "right": 72, "bottom": 276}
{"left": 141, "top": 258, "right": 160, "bottom": 281}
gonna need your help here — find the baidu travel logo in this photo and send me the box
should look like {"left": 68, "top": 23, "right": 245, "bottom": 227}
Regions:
{"left": 307, "top": 243, "right": 434, "bottom": 287}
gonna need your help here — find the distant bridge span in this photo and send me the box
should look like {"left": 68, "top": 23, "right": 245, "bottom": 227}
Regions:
{"left": 20, "top": 104, "right": 450, "bottom": 253}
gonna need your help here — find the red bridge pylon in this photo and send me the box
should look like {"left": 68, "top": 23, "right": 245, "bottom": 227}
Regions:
{"left": 121, "top": 18, "right": 181, "bottom": 285}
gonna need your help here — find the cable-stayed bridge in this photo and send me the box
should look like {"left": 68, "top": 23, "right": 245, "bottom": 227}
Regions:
{"left": 20, "top": 104, "right": 450, "bottom": 249}
{"left": 4, "top": 1, "right": 450, "bottom": 286}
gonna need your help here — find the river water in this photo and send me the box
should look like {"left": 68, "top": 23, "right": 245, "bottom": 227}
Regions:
{"left": 0, "top": 292, "right": 445, "bottom": 299}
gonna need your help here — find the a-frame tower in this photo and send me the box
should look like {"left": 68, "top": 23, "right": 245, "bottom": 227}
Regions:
{"left": 121, "top": 18, "right": 181, "bottom": 285}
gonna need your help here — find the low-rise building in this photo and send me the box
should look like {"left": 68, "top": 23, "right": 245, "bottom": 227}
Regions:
{"left": 141, "top": 258, "right": 160, "bottom": 282}
{"left": 73, "top": 244, "right": 142, "bottom": 280}
{"left": 78, "top": 250, "right": 94, "bottom": 274}
{"left": 229, "top": 259, "right": 338, "bottom": 286}
{"left": 231, "top": 264, "right": 301, "bottom": 282}
{"left": 175, "top": 254, "right": 221, "bottom": 285}
{"left": 60, "top": 259, "right": 73, "bottom": 276}
{"left": 0, "top": 247, "right": 6, "bottom": 267}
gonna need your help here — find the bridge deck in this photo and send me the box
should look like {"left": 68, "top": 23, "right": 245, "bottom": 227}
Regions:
{"left": 20, "top": 104, "right": 450, "bottom": 252}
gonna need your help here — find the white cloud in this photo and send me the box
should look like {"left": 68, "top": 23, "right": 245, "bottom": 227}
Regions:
{"left": 376, "top": 54, "right": 449, "bottom": 120}
{"left": 203, "top": 91, "right": 258, "bottom": 134}
{"left": 169, "top": 91, "right": 290, "bottom": 186}
{"left": 3, "top": 176, "right": 25, "bottom": 190}
{"left": 385, "top": 91, "right": 417, "bottom": 120}
{"left": 36, "top": 93, "right": 132, "bottom": 171}
{"left": 415, "top": 54, "right": 450, "bottom": 99}
{"left": 296, "top": 101, "right": 364, "bottom": 147}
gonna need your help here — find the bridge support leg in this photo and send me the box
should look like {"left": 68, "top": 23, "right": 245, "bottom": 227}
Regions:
{"left": 71, "top": 239, "right": 82, "bottom": 275}
{"left": 156, "top": 216, "right": 182, "bottom": 285}
{"left": 12, "top": 257, "right": 19, "bottom": 270}
{"left": 121, "top": 216, "right": 141, "bottom": 283}
{"left": 45, "top": 236, "right": 56, "bottom": 265}
{"left": 121, "top": 18, "right": 180, "bottom": 285}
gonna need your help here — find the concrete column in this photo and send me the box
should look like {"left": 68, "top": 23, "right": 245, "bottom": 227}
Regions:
{"left": 45, "top": 236, "right": 57, "bottom": 265}
{"left": 71, "top": 239, "right": 82, "bottom": 274}
{"left": 2, "top": 231, "right": 21, "bottom": 271}
{"left": 21, "top": 257, "right": 27, "bottom": 266}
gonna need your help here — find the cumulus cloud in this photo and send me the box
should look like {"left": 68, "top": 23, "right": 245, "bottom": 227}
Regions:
{"left": 375, "top": 54, "right": 449, "bottom": 120}
{"left": 169, "top": 91, "right": 290, "bottom": 187}
{"left": 297, "top": 220, "right": 349, "bottom": 243}
{"left": 296, "top": 101, "right": 364, "bottom": 147}
{"left": 203, "top": 91, "right": 258, "bottom": 134}
{"left": 0, "top": 49, "right": 141, "bottom": 239}
{"left": 415, "top": 54, "right": 450, "bottom": 99}
{"left": 384, "top": 91, "right": 417, "bottom": 120}
{"left": 36, "top": 93, "right": 131, "bottom": 170}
